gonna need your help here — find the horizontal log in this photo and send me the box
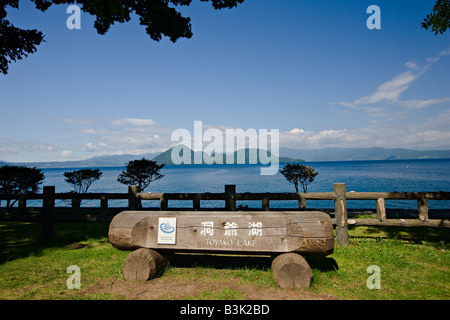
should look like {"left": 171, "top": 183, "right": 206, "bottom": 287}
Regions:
{"left": 137, "top": 193, "right": 164, "bottom": 200}
{"left": 301, "top": 192, "right": 337, "bottom": 200}
{"left": 346, "top": 191, "right": 450, "bottom": 200}
{"left": 0, "top": 214, "right": 114, "bottom": 222}
{"left": 54, "top": 193, "right": 128, "bottom": 200}
{"left": 352, "top": 218, "right": 450, "bottom": 228}
{"left": 236, "top": 193, "right": 291, "bottom": 201}
{"left": 138, "top": 192, "right": 337, "bottom": 201}
{"left": 235, "top": 192, "right": 336, "bottom": 201}
{"left": 0, "top": 193, "right": 128, "bottom": 200}
{"left": 137, "top": 193, "right": 226, "bottom": 201}
{"left": 109, "top": 211, "right": 334, "bottom": 257}
{"left": 0, "top": 193, "right": 43, "bottom": 200}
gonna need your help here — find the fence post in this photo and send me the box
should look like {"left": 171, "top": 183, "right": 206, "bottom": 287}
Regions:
{"left": 262, "top": 196, "right": 269, "bottom": 211}
{"left": 225, "top": 185, "right": 236, "bottom": 211}
{"left": 128, "top": 186, "right": 139, "bottom": 210}
{"left": 19, "top": 195, "right": 27, "bottom": 217}
{"left": 376, "top": 198, "right": 386, "bottom": 222}
{"left": 72, "top": 194, "right": 80, "bottom": 216}
{"left": 334, "top": 183, "right": 348, "bottom": 246}
{"left": 100, "top": 196, "right": 108, "bottom": 218}
{"left": 417, "top": 194, "right": 429, "bottom": 222}
{"left": 298, "top": 194, "right": 307, "bottom": 210}
{"left": 160, "top": 194, "right": 168, "bottom": 211}
{"left": 193, "top": 196, "right": 200, "bottom": 211}
{"left": 42, "top": 186, "right": 55, "bottom": 239}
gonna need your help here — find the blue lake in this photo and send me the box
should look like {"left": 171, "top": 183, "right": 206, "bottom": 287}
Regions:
{"left": 24, "top": 158, "right": 450, "bottom": 210}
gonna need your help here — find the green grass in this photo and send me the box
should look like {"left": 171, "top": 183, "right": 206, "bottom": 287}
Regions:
{"left": 0, "top": 222, "right": 128, "bottom": 299}
{"left": 0, "top": 221, "right": 448, "bottom": 300}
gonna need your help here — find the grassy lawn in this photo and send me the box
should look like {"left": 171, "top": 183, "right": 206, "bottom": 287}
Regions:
{"left": 0, "top": 221, "right": 448, "bottom": 300}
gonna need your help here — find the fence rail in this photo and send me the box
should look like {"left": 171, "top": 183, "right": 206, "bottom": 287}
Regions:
{"left": 1, "top": 184, "right": 449, "bottom": 244}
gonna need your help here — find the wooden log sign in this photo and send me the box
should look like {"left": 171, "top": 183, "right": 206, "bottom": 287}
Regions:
{"left": 109, "top": 211, "right": 334, "bottom": 257}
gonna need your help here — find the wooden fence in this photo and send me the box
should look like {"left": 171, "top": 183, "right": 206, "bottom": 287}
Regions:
{"left": 1, "top": 184, "right": 449, "bottom": 245}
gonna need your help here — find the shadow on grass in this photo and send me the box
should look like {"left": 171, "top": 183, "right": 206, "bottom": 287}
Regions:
{"left": 306, "top": 257, "right": 339, "bottom": 272}
{"left": 350, "top": 226, "right": 449, "bottom": 248}
{"left": 167, "top": 253, "right": 273, "bottom": 271}
{"left": 0, "top": 221, "right": 110, "bottom": 265}
{"left": 165, "top": 252, "right": 338, "bottom": 273}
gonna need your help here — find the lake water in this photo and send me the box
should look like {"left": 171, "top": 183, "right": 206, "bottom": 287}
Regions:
{"left": 25, "top": 158, "right": 450, "bottom": 210}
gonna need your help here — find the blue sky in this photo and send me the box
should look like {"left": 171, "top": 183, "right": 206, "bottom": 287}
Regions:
{"left": 1, "top": 0, "right": 449, "bottom": 162}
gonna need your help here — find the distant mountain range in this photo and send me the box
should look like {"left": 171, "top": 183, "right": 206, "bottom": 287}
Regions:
{"left": 279, "top": 147, "right": 450, "bottom": 162}
{"left": 0, "top": 153, "right": 160, "bottom": 169}
{"left": 1, "top": 147, "right": 449, "bottom": 168}
{"left": 151, "top": 147, "right": 304, "bottom": 165}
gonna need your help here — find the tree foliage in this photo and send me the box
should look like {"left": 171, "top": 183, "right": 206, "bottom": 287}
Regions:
{"left": 1, "top": 0, "right": 245, "bottom": 74}
{"left": 0, "top": 165, "right": 45, "bottom": 209}
{"left": 280, "top": 164, "right": 318, "bottom": 193}
{"left": 64, "top": 168, "right": 102, "bottom": 194}
{"left": 63, "top": 168, "right": 102, "bottom": 207}
{"left": 117, "top": 158, "right": 165, "bottom": 192}
{"left": 421, "top": 0, "right": 450, "bottom": 35}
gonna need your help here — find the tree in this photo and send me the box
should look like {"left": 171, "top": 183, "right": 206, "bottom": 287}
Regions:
{"left": 280, "top": 164, "right": 318, "bottom": 193}
{"left": 63, "top": 168, "right": 102, "bottom": 206}
{"left": 0, "top": 165, "right": 45, "bottom": 210}
{"left": 422, "top": 0, "right": 450, "bottom": 35}
{"left": 1, "top": 0, "right": 245, "bottom": 74}
{"left": 117, "top": 158, "right": 165, "bottom": 193}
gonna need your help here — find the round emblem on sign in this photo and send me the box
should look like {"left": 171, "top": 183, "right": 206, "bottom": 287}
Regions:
{"left": 160, "top": 222, "right": 175, "bottom": 234}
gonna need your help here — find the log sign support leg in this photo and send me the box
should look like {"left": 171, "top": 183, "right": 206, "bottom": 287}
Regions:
{"left": 123, "top": 248, "right": 165, "bottom": 281}
{"left": 271, "top": 253, "right": 313, "bottom": 289}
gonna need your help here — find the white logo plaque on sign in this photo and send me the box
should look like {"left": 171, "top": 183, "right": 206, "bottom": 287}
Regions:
{"left": 157, "top": 217, "right": 177, "bottom": 244}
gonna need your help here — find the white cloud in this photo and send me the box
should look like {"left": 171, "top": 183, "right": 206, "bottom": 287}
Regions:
{"left": 74, "top": 120, "right": 172, "bottom": 155}
{"left": 0, "top": 142, "right": 19, "bottom": 154}
{"left": 0, "top": 140, "right": 55, "bottom": 156}
{"left": 59, "top": 118, "right": 94, "bottom": 125}
{"left": 280, "top": 108, "right": 450, "bottom": 150}
{"left": 405, "top": 60, "right": 418, "bottom": 69}
{"left": 81, "top": 142, "right": 99, "bottom": 152}
{"left": 289, "top": 128, "right": 305, "bottom": 134}
{"left": 60, "top": 150, "right": 73, "bottom": 158}
{"left": 4, "top": 113, "right": 450, "bottom": 163}
{"left": 56, "top": 116, "right": 169, "bottom": 157}
{"left": 426, "top": 48, "right": 450, "bottom": 63}
{"left": 64, "top": 114, "right": 450, "bottom": 157}
{"left": 77, "top": 128, "right": 97, "bottom": 134}
{"left": 399, "top": 98, "right": 450, "bottom": 109}
{"left": 339, "top": 49, "right": 450, "bottom": 111}
{"left": 110, "top": 118, "right": 157, "bottom": 127}
{"left": 341, "top": 70, "right": 420, "bottom": 108}
{"left": 280, "top": 128, "right": 358, "bottom": 149}
{"left": 423, "top": 109, "right": 450, "bottom": 128}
